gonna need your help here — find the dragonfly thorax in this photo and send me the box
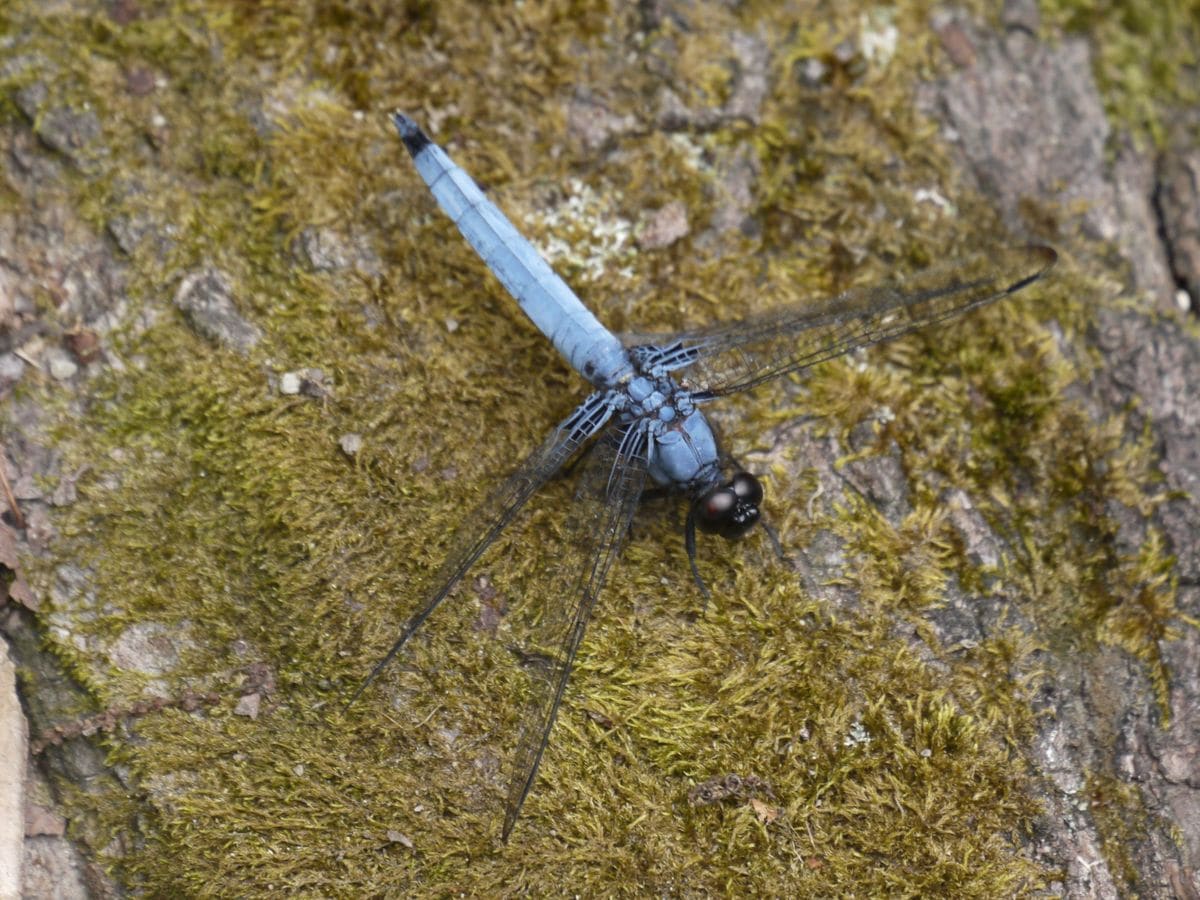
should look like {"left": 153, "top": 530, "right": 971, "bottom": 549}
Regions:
{"left": 618, "top": 371, "right": 765, "bottom": 540}
{"left": 617, "top": 372, "right": 723, "bottom": 491}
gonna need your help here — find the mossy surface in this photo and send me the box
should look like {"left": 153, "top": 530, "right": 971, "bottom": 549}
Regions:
{"left": 3, "top": 0, "right": 1192, "bottom": 895}
{"left": 1042, "top": 0, "right": 1200, "bottom": 146}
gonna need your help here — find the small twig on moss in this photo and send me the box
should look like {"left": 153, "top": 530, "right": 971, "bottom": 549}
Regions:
{"left": 687, "top": 772, "right": 775, "bottom": 806}
{"left": 0, "top": 447, "right": 26, "bottom": 530}
{"left": 30, "top": 690, "right": 223, "bottom": 755}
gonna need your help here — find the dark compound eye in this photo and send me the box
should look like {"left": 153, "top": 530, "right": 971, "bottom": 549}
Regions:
{"left": 729, "top": 471, "right": 763, "bottom": 505}
{"left": 694, "top": 472, "right": 763, "bottom": 539}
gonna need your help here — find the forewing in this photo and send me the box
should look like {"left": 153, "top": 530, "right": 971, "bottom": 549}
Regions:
{"left": 347, "top": 391, "right": 616, "bottom": 705}
{"left": 501, "top": 426, "right": 648, "bottom": 840}
{"left": 644, "top": 245, "right": 1057, "bottom": 396}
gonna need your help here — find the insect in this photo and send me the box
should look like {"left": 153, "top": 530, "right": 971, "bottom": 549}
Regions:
{"left": 353, "top": 111, "right": 1056, "bottom": 840}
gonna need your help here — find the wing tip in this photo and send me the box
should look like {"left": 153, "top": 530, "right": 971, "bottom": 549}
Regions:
{"left": 390, "top": 110, "right": 431, "bottom": 157}
{"left": 500, "top": 813, "right": 517, "bottom": 843}
{"left": 1028, "top": 243, "right": 1058, "bottom": 271}
{"left": 1006, "top": 244, "right": 1058, "bottom": 293}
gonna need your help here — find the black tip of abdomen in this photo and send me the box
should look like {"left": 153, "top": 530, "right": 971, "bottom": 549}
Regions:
{"left": 390, "top": 111, "right": 431, "bottom": 157}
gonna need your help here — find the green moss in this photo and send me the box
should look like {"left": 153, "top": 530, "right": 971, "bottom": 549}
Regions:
{"left": 1041, "top": 0, "right": 1200, "bottom": 146}
{"left": 4, "top": 0, "right": 1189, "bottom": 895}
{"left": 1084, "top": 771, "right": 1164, "bottom": 893}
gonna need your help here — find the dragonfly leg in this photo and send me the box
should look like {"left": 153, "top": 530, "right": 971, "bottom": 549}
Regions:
{"left": 619, "top": 485, "right": 675, "bottom": 544}
{"left": 684, "top": 506, "right": 714, "bottom": 606}
{"left": 759, "top": 516, "right": 788, "bottom": 562}
{"left": 638, "top": 485, "right": 673, "bottom": 503}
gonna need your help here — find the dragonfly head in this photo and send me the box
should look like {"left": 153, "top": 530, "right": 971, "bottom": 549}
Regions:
{"left": 691, "top": 471, "right": 763, "bottom": 539}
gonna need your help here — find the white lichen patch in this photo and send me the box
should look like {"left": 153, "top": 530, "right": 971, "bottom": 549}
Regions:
{"left": 843, "top": 719, "right": 873, "bottom": 748}
{"left": 860, "top": 8, "right": 899, "bottom": 69}
{"left": 667, "top": 132, "right": 710, "bottom": 175}
{"left": 523, "top": 178, "right": 638, "bottom": 284}
{"left": 913, "top": 187, "right": 956, "bottom": 215}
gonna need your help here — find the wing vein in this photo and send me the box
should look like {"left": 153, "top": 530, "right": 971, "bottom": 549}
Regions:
{"left": 502, "top": 427, "right": 648, "bottom": 839}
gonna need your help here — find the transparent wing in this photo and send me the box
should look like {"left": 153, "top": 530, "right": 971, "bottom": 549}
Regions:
{"left": 347, "top": 391, "right": 616, "bottom": 705}
{"left": 636, "top": 245, "right": 1057, "bottom": 397}
{"left": 502, "top": 425, "right": 648, "bottom": 840}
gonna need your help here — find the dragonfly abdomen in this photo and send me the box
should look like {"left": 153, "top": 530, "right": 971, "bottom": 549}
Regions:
{"left": 393, "top": 112, "right": 632, "bottom": 387}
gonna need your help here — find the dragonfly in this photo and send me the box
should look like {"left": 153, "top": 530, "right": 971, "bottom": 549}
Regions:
{"left": 353, "top": 111, "right": 1057, "bottom": 841}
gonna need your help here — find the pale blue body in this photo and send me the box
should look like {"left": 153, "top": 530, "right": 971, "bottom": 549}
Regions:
{"left": 399, "top": 115, "right": 721, "bottom": 491}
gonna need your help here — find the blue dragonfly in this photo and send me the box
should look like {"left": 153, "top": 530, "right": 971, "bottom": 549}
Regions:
{"left": 354, "top": 111, "right": 1057, "bottom": 840}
